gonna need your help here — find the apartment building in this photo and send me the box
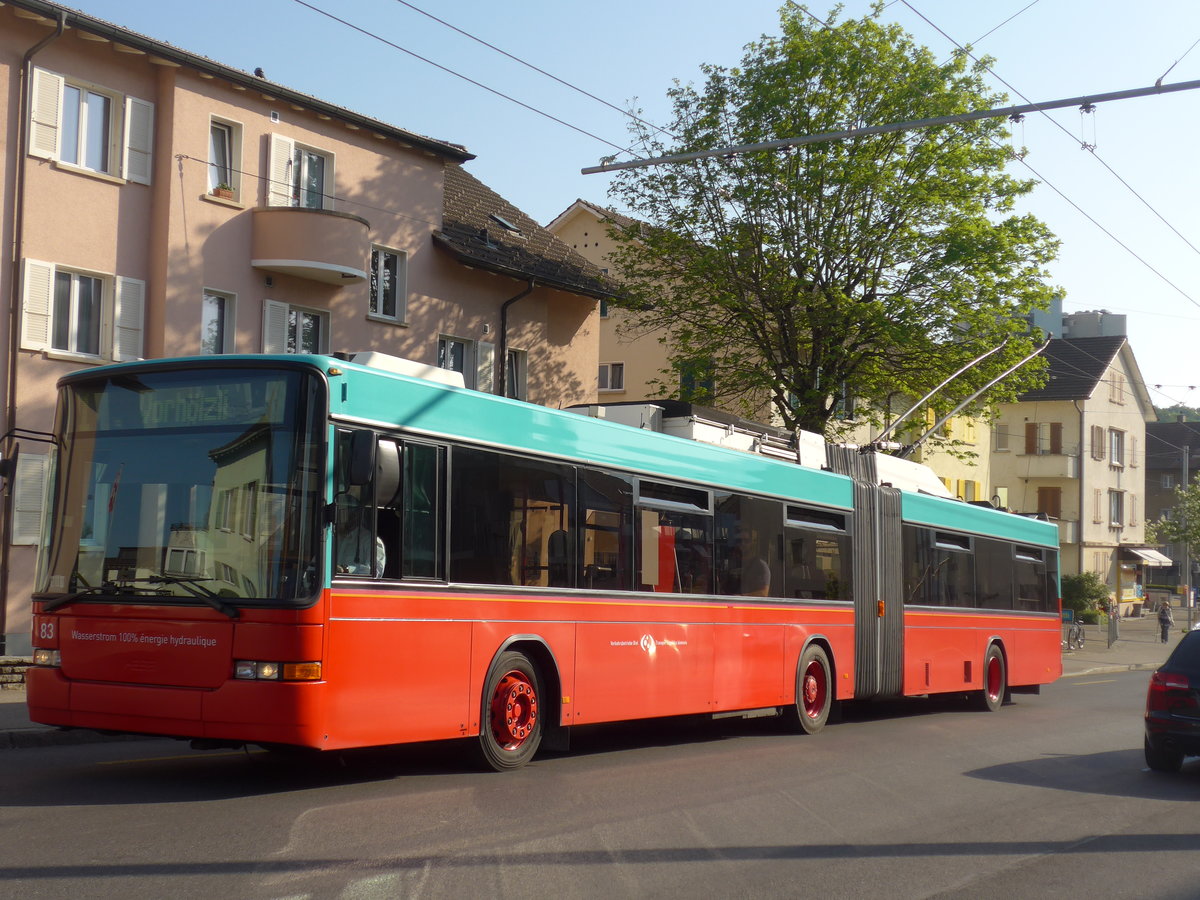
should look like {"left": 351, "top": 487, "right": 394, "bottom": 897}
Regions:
{"left": 0, "top": 0, "right": 609, "bottom": 653}
{"left": 1145, "top": 418, "right": 1200, "bottom": 591}
{"left": 990, "top": 336, "right": 1162, "bottom": 607}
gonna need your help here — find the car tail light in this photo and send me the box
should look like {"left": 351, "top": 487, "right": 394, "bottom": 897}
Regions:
{"left": 1146, "top": 671, "right": 1193, "bottom": 713}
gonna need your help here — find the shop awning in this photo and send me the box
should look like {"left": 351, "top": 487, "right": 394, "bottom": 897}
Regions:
{"left": 1122, "top": 547, "right": 1174, "bottom": 566}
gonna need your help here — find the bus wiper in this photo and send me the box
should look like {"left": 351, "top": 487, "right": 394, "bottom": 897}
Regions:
{"left": 145, "top": 576, "right": 241, "bottom": 620}
{"left": 41, "top": 584, "right": 121, "bottom": 613}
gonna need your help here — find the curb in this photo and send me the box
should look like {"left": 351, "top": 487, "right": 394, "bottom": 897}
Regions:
{"left": 1061, "top": 662, "right": 1161, "bottom": 678}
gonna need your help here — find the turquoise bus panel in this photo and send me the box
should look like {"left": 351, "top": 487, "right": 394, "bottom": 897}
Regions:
{"left": 902, "top": 490, "right": 1059, "bottom": 548}
{"left": 326, "top": 356, "right": 854, "bottom": 511}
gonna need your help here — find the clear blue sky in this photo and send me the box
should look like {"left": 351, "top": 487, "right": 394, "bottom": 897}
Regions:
{"left": 64, "top": 0, "right": 1200, "bottom": 409}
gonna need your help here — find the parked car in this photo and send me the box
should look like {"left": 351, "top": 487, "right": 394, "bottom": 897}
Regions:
{"left": 1144, "top": 631, "right": 1200, "bottom": 772}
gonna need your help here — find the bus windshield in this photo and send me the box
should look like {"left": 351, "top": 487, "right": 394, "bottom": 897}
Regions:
{"left": 38, "top": 367, "right": 325, "bottom": 608}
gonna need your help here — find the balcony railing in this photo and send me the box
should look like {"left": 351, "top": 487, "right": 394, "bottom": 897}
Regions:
{"left": 1018, "top": 452, "right": 1080, "bottom": 479}
{"left": 251, "top": 207, "right": 370, "bottom": 285}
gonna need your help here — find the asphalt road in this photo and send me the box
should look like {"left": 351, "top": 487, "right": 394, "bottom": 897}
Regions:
{"left": 2, "top": 672, "right": 1198, "bottom": 899}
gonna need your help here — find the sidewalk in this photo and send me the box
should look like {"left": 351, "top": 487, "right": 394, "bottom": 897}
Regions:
{"left": 1060, "top": 608, "right": 1187, "bottom": 678}
{"left": 1, "top": 614, "right": 1191, "bottom": 749}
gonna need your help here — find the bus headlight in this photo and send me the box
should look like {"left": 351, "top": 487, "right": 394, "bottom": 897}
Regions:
{"left": 234, "top": 660, "right": 321, "bottom": 681}
{"left": 33, "top": 649, "right": 61, "bottom": 667}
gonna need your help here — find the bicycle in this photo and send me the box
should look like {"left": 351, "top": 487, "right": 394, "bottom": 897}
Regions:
{"left": 1061, "top": 618, "right": 1086, "bottom": 651}
{"left": 1067, "top": 618, "right": 1085, "bottom": 650}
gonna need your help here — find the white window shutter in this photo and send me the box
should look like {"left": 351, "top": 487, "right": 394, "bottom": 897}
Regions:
{"left": 12, "top": 452, "right": 49, "bottom": 545}
{"left": 122, "top": 96, "right": 154, "bottom": 185}
{"left": 29, "top": 68, "right": 62, "bottom": 160}
{"left": 476, "top": 341, "right": 495, "bottom": 393}
{"left": 267, "top": 134, "right": 294, "bottom": 207}
{"left": 113, "top": 276, "right": 145, "bottom": 361}
{"left": 262, "top": 299, "right": 289, "bottom": 353}
{"left": 20, "top": 259, "right": 54, "bottom": 352}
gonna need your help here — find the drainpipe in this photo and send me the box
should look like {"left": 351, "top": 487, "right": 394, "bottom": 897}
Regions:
{"left": 498, "top": 279, "right": 535, "bottom": 397}
{"left": 1075, "top": 400, "right": 1086, "bottom": 578}
{"left": 1, "top": 10, "right": 67, "bottom": 655}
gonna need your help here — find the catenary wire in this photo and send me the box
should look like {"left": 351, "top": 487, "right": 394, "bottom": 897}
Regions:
{"left": 902, "top": 1, "right": 1200, "bottom": 272}
{"left": 387, "top": 0, "right": 675, "bottom": 142}
{"left": 289, "top": 0, "right": 640, "bottom": 158}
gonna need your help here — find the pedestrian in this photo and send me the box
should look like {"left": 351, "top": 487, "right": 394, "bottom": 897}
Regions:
{"left": 1158, "top": 600, "right": 1175, "bottom": 644}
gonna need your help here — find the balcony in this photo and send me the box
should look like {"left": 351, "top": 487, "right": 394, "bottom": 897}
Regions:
{"left": 1055, "top": 519, "right": 1079, "bottom": 545}
{"left": 1018, "top": 452, "right": 1080, "bottom": 479}
{"left": 251, "top": 207, "right": 370, "bottom": 285}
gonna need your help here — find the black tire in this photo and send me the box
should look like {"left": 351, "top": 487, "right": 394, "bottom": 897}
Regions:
{"left": 1073, "top": 626, "right": 1085, "bottom": 650}
{"left": 478, "top": 650, "right": 543, "bottom": 771}
{"left": 1144, "top": 735, "right": 1185, "bottom": 773}
{"left": 783, "top": 644, "right": 833, "bottom": 735}
{"left": 974, "top": 644, "right": 1007, "bottom": 712}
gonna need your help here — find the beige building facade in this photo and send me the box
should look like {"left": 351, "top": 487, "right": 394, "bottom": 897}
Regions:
{"left": 990, "top": 336, "right": 1156, "bottom": 606}
{"left": 0, "top": 0, "right": 608, "bottom": 653}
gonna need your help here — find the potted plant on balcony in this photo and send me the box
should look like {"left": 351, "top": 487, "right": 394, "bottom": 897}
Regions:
{"left": 211, "top": 182, "right": 234, "bottom": 200}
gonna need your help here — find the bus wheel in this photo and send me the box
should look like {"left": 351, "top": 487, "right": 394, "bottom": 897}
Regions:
{"left": 974, "top": 644, "right": 1007, "bottom": 713}
{"left": 785, "top": 644, "right": 832, "bottom": 735}
{"left": 479, "top": 651, "right": 543, "bottom": 771}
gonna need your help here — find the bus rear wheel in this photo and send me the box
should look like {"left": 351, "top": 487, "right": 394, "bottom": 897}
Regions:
{"left": 784, "top": 644, "right": 832, "bottom": 735}
{"left": 974, "top": 644, "right": 1007, "bottom": 712}
{"left": 479, "top": 651, "right": 543, "bottom": 771}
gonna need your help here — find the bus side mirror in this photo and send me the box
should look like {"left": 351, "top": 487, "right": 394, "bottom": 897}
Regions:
{"left": 376, "top": 440, "right": 401, "bottom": 508}
{"left": 347, "top": 430, "right": 376, "bottom": 486}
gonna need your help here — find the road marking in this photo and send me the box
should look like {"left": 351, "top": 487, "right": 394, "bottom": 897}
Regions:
{"left": 1072, "top": 679, "right": 1117, "bottom": 686}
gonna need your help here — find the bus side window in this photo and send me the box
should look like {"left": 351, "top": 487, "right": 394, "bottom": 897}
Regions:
{"left": 449, "top": 446, "right": 575, "bottom": 587}
{"left": 399, "top": 442, "right": 442, "bottom": 580}
{"left": 334, "top": 430, "right": 384, "bottom": 577}
{"left": 581, "top": 469, "right": 634, "bottom": 592}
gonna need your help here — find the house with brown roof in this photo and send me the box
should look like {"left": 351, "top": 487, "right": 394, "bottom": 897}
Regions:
{"left": 990, "top": 336, "right": 1160, "bottom": 605}
{"left": 0, "top": 0, "right": 610, "bottom": 654}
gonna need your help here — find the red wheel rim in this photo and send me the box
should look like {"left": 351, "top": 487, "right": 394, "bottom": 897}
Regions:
{"left": 489, "top": 670, "right": 538, "bottom": 750}
{"left": 802, "top": 659, "right": 827, "bottom": 719}
{"left": 985, "top": 655, "right": 1003, "bottom": 702}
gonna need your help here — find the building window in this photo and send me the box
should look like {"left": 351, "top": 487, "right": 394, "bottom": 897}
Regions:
{"left": 61, "top": 84, "right": 111, "bottom": 173}
{"left": 505, "top": 348, "right": 527, "bottom": 401}
{"left": 29, "top": 68, "right": 153, "bottom": 184}
{"left": 268, "top": 135, "right": 334, "bottom": 209}
{"left": 208, "top": 118, "right": 242, "bottom": 198}
{"left": 1163, "top": 474, "right": 1177, "bottom": 489}
{"left": 1109, "top": 490, "right": 1124, "bottom": 527}
{"left": 599, "top": 362, "right": 625, "bottom": 392}
{"left": 262, "top": 300, "right": 328, "bottom": 354}
{"left": 369, "top": 247, "right": 406, "bottom": 322}
{"left": 20, "top": 259, "right": 144, "bottom": 361}
{"left": 1109, "top": 372, "right": 1126, "bottom": 404}
{"left": 1037, "top": 486, "right": 1062, "bottom": 520}
{"left": 993, "top": 426, "right": 1010, "bottom": 452}
{"left": 438, "top": 336, "right": 476, "bottom": 389}
{"left": 201, "top": 290, "right": 235, "bottom": 354}
{"left": 1109, "top": 429, "right": 1125, "bottom": 467}
{"left": 599, "top": 299, "right": 610, "bottom": 318}
{"left": 53, "top": 270, "right": 103, "bottom": 356}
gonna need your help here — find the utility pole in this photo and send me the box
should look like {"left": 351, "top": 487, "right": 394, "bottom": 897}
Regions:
{"left": 1184, "top": 445, "right": 1192, "bottom": 631}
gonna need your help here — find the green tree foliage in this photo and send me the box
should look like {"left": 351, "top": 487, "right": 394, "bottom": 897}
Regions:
{"left": 606, "top": 4, "right": 1059, "bottom": 434}
{"left": 1061, "top": 571, "right": 1110, "bottom": 617}
{"left": 1155, "top": 404, "right": 1200, "bottom": 422}
{"left": 1147, "top": 481, "right": 1200, "bottom": 563}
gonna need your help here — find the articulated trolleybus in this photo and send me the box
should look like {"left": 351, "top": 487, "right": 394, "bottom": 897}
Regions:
{"left": 27, "top": 352, "right": 1061, "bottom": 770}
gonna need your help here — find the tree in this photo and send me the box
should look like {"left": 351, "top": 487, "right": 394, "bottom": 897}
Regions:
{"left": 1147, "top": 481, "right": 1200, "bottom": 569}
{"left": 1061, "top": 571, "right": 1109, "bottom": 623}
{"left": 1156, "top": 404, "right": 1200, "bottom": 422}
{"left": 606, "top": 4, "right": 1059, "bottom": 435}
